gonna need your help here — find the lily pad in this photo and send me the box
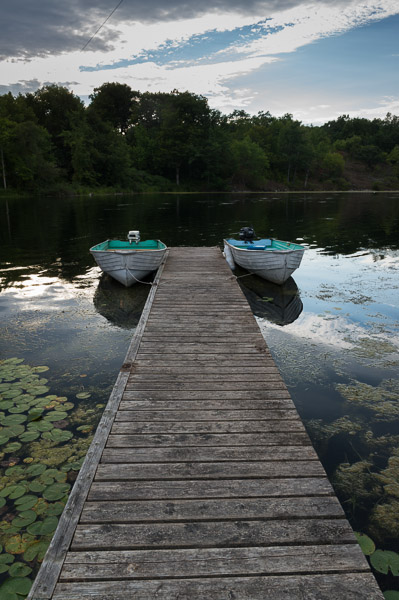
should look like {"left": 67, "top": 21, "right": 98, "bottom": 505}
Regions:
{"left": 4, "top": 441, "right": 22, "bottom": 454}
{"left": 32, "top": 366, "right": 49, "bottom": 373}
{"left": 43, "top": 429, "right": 73, "bottom": 443}
{"left": 43, "top": 482, "right": 70, "bottom": 501}
{"left": 0, "top": 554, "right": 14, "bottom": 565}
{"left": 8, "top": 562, "right": 33, "bottom": 577}
{"left": 28, "top": 385, "right": 50, "bottom": 395}
{"left": 12, "top": 510, "right": 37, "bottom": 528}
{"left": 47, "top": 501, "right": 66, "bottom": 516}
{"left": 3, "top": 414, "right": 27, "bottom": 426}
{"left": 5, "top": 534, "right": 35, "bottom": 554}
{"left": 27, "top": 515, "right": 58, "bottom": 536}
{"left": 0, "top": 576, "right": 32, "bottom": 597}
{"left": 5, "top": 465, "right": 24, "bottom": 476}
{"left": 28, "top": 480, "right": 45, "bottom": 493}
{"left": 14, "top": 496, "right": 38, "bottom": 512}
{"left": 1, "top": 388, "right": 23, "bottom": 399}
{"left": 23, "top": 540, "right": 49, "bottom": 562}
{"left": 8, "top": 485, "right": 27, "bottom": 500}
{"left": 357, "top": 532, "right": 378, "bottom": 556}
{"left": 3, "top": 424, "right": 25, "bottom": 437}
{"left": 76, "top": 392, "right": 91, "bottom": 399}
{"left": 28, "top": 420, "right": 53, "bottom": 432}
{"left": 27, "top": 408, "right": 44, "bottom": 421}
{"left": 370, "top": 550, "right": 399, "bottom": 575}
{"left": 0, "top": 433, "right": 11, "bottom": 445}
{"left": 9, "top": 404, "right": 30, "bottom": 414}
{"left": 26, "top": 463, "right": 46, "bottom": 477}
{"left": 44, "top": 411, "right": 68, "bottom": 422}
{"left": 0, "top": 400, "right": 14, "bottom": 410}
{"left": 0, "top": 486, "right": 23, "bottom": 499}
{"left": 384, "top": 592, "right": 399, "bottom": 600}
{"left": 19, "top": 431, "right": 40, "bottom": 442}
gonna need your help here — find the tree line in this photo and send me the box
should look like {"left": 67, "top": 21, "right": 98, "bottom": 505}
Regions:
{"left": 1, "top": 82, "right": 399, "bottom": 193}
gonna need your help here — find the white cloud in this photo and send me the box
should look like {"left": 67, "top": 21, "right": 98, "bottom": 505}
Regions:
{"left": 1, "top": 0, "right": 399, "bottom": 120}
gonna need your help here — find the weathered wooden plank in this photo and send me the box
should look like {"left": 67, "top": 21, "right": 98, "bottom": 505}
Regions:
{"left": 80, "top": 495, "right": 344, "bottom": 524}
{"left": 130, "top": 366, "right": 280, "bottom": 374}
{"left": 119, "top": 398, "right": 294, "bottom": 410}
{"left": 29, "top": 247, "right": 383, "bottom": 600}
{"left": 52, "top": 573, "right": 385, "bottom": 599}
{"left": 137, "top": 344, "right": 267, "bottom": 354}
{"left": 128, "top": 373, "right": 283, "bottom": 383}
{"left": 114, "top": 409, "right": 300, "bottom": 421}
{"left": 122, "top": 390, "right": 291, "bottom": 400}
{"left": 130, "top": 357, "right": 275, "bottom": 366}
{"left": 27, "top": 256, "right": 169, "bottom": 600}
{"left": 61, "top": 544, "right": 367, "bottom": 579}
{"left": 110, "top": 420, "right": 305, "bottom": 435}
{"left": 71, "top": 518, "right": 355, "bottom": 550}
{"left": 95, "top": 460, "right": 325, "bottom": 480}
{"left": 125, "top": 381, "right": 285, "bottom": 391}
{"left": 88, "top": 477, "right": 333, "bottom": 501}
{"left": 106, "top": 431, "right": 310, "bottom": 447}
{"left": 101, "top": 445, "right": 319, "bottom": 463}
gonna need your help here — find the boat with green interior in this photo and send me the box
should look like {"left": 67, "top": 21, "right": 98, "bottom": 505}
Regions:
{"left": 90, "top": 231, "right": 167, "bottom": 287}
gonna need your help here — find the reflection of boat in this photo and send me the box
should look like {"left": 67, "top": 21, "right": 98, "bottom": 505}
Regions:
{"left": 238, "top": 270, "right": 303, "bottom": 326}
{"left": 224, "top": 227, "right": 305, "bottom": 285}
{"left": 93, "top": 274, "right": 149, "bottom": 329}
{"left": 90, "top": 231, "right": 167, "bottom": 287}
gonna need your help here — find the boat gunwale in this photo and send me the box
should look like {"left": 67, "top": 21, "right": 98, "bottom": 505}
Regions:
{"left": 90, "top": 239, "right": 168, "bottom": 254}
{"left": 223, "top": 239, "right": 305, "bottom": 254}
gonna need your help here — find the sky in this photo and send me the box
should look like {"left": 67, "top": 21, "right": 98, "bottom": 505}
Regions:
{"left": 1, "top": 0, "right": 399, "bottom": 124}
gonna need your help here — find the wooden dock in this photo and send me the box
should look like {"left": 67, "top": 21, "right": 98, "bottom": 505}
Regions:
{"left": 29, "top": 247, "right": 383, "bottom": 599}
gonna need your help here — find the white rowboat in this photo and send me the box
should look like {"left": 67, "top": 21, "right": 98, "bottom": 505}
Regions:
{"left": 90, "top": 231, "right": 167, "bottom": 287}
{"left": 223, "top": 237, "right": 305, "bottom": 285}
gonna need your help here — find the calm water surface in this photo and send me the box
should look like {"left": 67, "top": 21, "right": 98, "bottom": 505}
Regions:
{"left": 1, "top": 192, "right": 399, "bottom": 591}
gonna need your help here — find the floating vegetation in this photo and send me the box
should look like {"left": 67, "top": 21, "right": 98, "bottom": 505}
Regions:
{"left": 333, "top": 460, "right": 382, "bottom": 513}
{"left": 306, "top": 416, "right": 363, "bottom": 450}
{"left": 349, "top": 337, "right": 398, "bottom": 362}
{"left": 355, "top": 532, "right": 375, "bottom": 555}
{"left": 356, "top": 531, "right": 399, "bottom": 597}
{"left": 0, "top": 358, "right": 99, "bottom": 598}
{"left": 336, "top": 378, "right": 399, "bottom": 421}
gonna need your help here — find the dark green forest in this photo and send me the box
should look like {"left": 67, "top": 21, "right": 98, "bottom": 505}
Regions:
{"left": 1, "top": 83, "right": 399, "bottom": 194}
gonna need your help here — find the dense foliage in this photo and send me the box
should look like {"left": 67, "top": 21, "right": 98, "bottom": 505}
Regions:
{"left": 1, "top": 83, "right": 399, "bottom": 193}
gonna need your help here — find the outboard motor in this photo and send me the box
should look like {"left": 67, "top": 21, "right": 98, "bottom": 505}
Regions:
{"left": 128, "top": 230, "right": 140, "bottom": 244}
{"left": 239, "top": 226, "right": 255, "bottom": 242}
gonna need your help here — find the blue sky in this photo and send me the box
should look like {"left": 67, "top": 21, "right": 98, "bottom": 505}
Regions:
{"left": 1, "top": 0, "right": 399, "bottom": 124}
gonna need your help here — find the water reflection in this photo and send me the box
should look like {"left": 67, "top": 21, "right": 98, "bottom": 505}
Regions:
{"left": 1, "top": 191, "right": 399, "bottom": 576}
{"left": 239, "top": 272, "right": 303, "bottom": 326}
{"left": 93, "top": 275, "right": 149, "bottom": 329}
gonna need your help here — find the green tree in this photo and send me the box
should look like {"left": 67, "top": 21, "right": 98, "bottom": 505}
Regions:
{"left": 322, "top": 151, "right": 345, "bottom": 178}
{"left": 229, "top": 136, "right": 269, "bottom": 189}
{"left": 88, "top": 82, "right": 140, "bottom": 134}
{"left": 26, "top": 85, "right": 85, "bottom": 179}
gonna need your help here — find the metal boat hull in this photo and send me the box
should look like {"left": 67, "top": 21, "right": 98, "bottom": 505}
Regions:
{"left": 224, "top": 239, "right": 305, "bottom": 285}
{"left": 90, "top": 241, "right": 167, "bottom": 287}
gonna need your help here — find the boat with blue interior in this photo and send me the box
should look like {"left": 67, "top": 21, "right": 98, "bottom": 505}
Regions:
{"left": 224, "top": 227, "right": 305, "bottom": 285}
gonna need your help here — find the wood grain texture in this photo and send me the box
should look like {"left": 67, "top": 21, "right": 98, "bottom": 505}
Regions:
{"left": 52, "top": 574, "right": 384, "bottom": 599}
{"left": 29, "top": 247, "right": 383, "bottom": 600}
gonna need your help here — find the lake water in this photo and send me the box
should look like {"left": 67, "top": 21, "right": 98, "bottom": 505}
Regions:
{"left": 1, "top": 191, "right": 399, "bottom": 593}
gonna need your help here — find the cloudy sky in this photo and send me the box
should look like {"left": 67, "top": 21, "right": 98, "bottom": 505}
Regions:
{"left": 1, "top": 0, "right": 399, "bottom": 123}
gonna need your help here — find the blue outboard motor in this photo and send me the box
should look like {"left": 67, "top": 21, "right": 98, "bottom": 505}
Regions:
{"left": 239, "top": 226, "right": 255, "bottom": 242}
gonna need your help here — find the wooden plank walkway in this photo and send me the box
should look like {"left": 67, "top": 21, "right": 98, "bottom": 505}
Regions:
{"left": 29, "top": 247, "right": 383, "bottom": 599}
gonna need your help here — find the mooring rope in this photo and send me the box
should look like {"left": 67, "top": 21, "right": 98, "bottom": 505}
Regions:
{"left": 126, "top": 267, "right": 154, "bottom": 286}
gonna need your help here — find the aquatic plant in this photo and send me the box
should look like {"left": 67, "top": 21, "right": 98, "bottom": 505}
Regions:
{"left": 336, "top": 378, "right": 399, "bottom": 421}
{"left": 0, "top": 358, "right": 99, "bottom": 598}
{"left": 356, "top": 531, "right": 399, "bottom": 598}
